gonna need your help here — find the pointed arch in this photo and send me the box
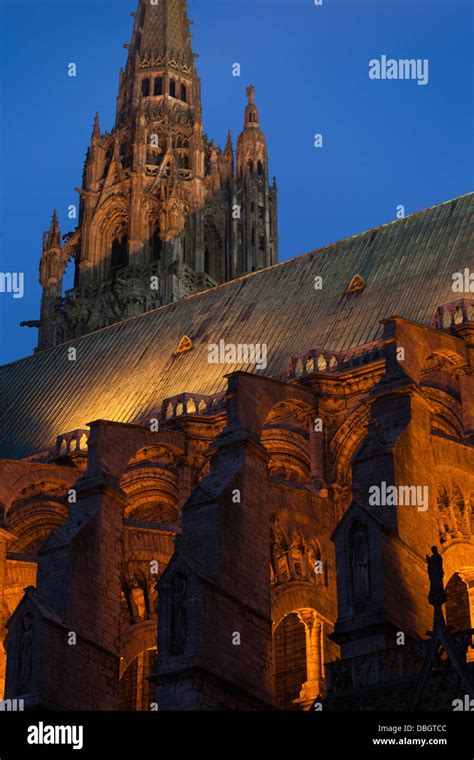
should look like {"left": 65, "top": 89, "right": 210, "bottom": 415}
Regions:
{"left": 89, "top": 196, "right": 129, "bottom": 275}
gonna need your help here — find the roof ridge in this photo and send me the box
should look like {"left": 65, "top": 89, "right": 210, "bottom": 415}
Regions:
{"left": 2, "top": 192, "right": 472, "bottom": 370}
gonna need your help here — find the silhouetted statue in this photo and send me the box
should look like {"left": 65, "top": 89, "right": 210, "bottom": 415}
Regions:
{"left": 426, "top": 546, "right": 446, "bottom": 607}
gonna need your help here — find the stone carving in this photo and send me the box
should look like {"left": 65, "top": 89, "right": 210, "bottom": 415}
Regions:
{"left": 349, "top": 522, "right": 370, "bottom": 606}
{"left": 17, "top": 612, "right": 34, "bottom": 694}
{"left": 270, "top": 519, "right": 326, "bottom": 587}
{"left": 270, "top": 522, "right": 290, "bottom": 581}
{"left": 290, "top": 531, "right": 305, "bottom": 579}
{"left": 169, "top": 573, "right": 187, "bottom": 655}
{"left": 437, "top": 482, "right": 471, "bottom": 542}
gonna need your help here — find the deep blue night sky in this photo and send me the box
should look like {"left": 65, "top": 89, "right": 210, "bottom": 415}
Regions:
{"left": 0, "top": 0, "right": 472, "bottom": 364}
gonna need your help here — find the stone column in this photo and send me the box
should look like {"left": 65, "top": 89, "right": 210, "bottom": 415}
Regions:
{"left": 0, "top": 512, "right": 15, "bottom": 700}
{"left": 294, "top": 610, "right": 325, "bottom": 710}
{"left": 309, "top": 425, "right": 327, "bottom": 495}
{"left": 136, "top": 650, "right": 145, "bottom": 711}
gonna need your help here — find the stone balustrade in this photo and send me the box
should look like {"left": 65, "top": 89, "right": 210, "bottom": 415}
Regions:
{"left": 161, "top": 392, "right": 226, "bottom": 420}
{"left": 286, "top": 340, "right": 384, "bottom": 379}
{"left": 55, "top": 429, "right": 90, "bottom": 457}
{"left": 431, "top": 298, "right": 474, "bottom": 331}
{"left": 325, "top": 629, "right": 474, "bottom": 696}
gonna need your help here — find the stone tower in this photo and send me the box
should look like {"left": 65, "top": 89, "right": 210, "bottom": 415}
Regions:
{"left": 35, "top": 0, "right": 278, "bottom": 351}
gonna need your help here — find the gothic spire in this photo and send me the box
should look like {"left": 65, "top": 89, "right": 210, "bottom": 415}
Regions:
{"left": 48, "top": 210, "right": 61, "bottom": 250}
{"left": 92, "top": 112, "right": 100, "bottom": 141}
{"left": 237, "top": 85, "right": 268, "bottom": 179}
{"left": 243, "top": 84, "right": 260, "bottom": 129}
{"left": 128, "top": 0, "right": 194, "bottom": 68}
{"left": 116, "top": 0, "right": 199, "bottom": 130}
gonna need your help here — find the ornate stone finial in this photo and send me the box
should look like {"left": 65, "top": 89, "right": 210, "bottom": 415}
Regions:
{"left": 48, "top": 210, "right": 61, "bottom": 249}
{"left": 426, "top": 546, "right": 446, "bottom": 608}
{"left": 92, "top": 112, "right": 100, "bottom": 139}
{"left": 246, "top": 84, "right": 255, "bottom": 103}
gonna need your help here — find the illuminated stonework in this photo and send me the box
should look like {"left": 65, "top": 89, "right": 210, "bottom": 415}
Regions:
{"left": 1, "top": 1, "right": 473, "bottom": 714}
{"left": 34, "top": 0, "right": 278, "bottom": 352}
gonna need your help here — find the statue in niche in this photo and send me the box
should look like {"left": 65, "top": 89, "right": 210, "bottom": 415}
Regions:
{"left": 290, "top": 531, "right": 305, "bottom": 579}
{"left": 17, "top": 612, "right": 34, "bottom": 694}
{"left": 307, "top": 541, "right": 322, "bottom": 585}
{"left": 426, "top": 546, "right": 446, "bottom": 608}
{"left": 349, "top": 523, "right": 370, "bottom": 606}
{"left": 270, "top": 521, "right": 290, "bottom": 582}
{"left": 169, "top": 573, "right": 187, "bottom": 654}
{"left": 122, "top": 578, "right": 140, "bottom": 625}
{"left": 436, "top": 485, "right": 451, "bottom": 538}
{"left": 451, "top": 484, "right": 466, "bottom": 536}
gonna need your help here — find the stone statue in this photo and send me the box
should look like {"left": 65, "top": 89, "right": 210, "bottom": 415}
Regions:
{"left": 426, "top": 546, "right": 446, "bottom": 607}
{"left": 17, "top": 612, "right": 34, "bottom": 694}
{"left": 290, "top": 531, "right": 305, "bottom": 579}
{"left": 270, "top": 522, "right": 290, "bottom": 581}
{"left": 350, "top": 526, "right": 370, "bottom": 604}
{"left": 169, "top": 573, "right": 187, "bottom": 654}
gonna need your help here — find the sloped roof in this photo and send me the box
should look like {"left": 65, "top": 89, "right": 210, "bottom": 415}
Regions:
{"left": 1, "top": 193, "right": 473, "bottom": 459}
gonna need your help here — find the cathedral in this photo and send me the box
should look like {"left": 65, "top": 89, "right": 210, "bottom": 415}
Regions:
{"left": 0, "top": 0, "right": 473, "bottom": 713}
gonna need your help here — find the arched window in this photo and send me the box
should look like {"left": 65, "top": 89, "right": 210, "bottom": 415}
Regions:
{"left": 247, "top": 159, "right": 254, "bottom": 174}
{"left": 119, "top": 649, "right": 157, "bottom": 711}
{"left": 204, "top": 247, "right": 210, "bottom": 275}
{"left": 169, "top": 79, "right": 176, "bottom": 98}
{"left": 111, "top": 233, "right": 128, "bottom": 270}
{"left": 180, "top": 83, "right": 187, "bottom": 102}
{"left": 257, "top": 160, "right": 263, "bottom": 176}
{"left": 177, "top": 153, "right": 189, "bottom": 170}
{"left": 446, "top": 573, "right": 472, "bottom": 632}
{"left": 154, "top": 77, "right": 163, "bottom": 96}
{"left": 273, "top": 613, "right": 307, "bottom": 710}
{"left": 141, "top": 78, "right": 150, "bottom": 97}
